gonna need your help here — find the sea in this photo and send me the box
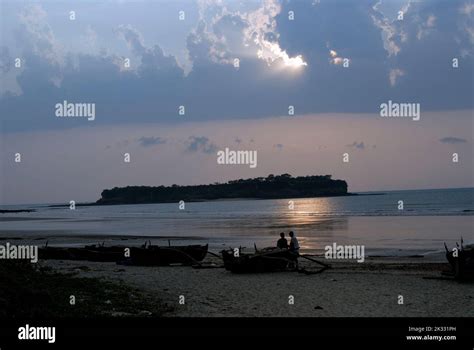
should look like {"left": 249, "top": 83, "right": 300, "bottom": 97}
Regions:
{"left": 1, "top": 188, "right": 473, "bottom": 257}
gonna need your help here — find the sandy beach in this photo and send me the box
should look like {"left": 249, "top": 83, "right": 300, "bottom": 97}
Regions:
{"left": 1, "top": 231, "right": 473, "bottom": 318}
{"left": 40, "top": 254, "right": 474, "bottom": 318}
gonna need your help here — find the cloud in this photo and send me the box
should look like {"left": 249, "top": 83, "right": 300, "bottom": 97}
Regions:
{"left": 186, "top": 20, "right": 233, "bottom": 66}
{"left": 185, "top": 136, "right": 218, "bottom": 154}
{"left": 328, "top": 49, "right": 348, "bottom": 66}
{"left": 346, "top": 141, "right": 365, "bottom": 150}
{"left": 186, "top": 3, "right": 248, "bottom": 67}
{"left": 1, "top": 1, "right": 473, "bottom": 133}
{"left": 14, "top": 4, "right": 64, "bottom": 88}
{"left": 192, "top": 0, "right": 307, "bottom": 68}
{"left": 417, "top": 14, "right": 436, "bottom": 40}
{"left": 137, "top": 136, "right": 166, "bottom": 147}
{"left": 116, "top": 24, "right": 183, "bottom": 76}
{"left": 370, "top": 0, "right": 411, "bottom": 57}
{"left": 17, "top": 4, "right": 63, "bottom": 67}
{"left": 460, "top": 2, "right": 474, "bottom": 16}
{"left": 389, "top": 68, "right": 404, "bottom": 86}
{"left": 427, "top": 14, "right": 436, "bottom": 27}
{"left": 0, "top": 47, "right": 12, "bottom": 74}
{"left": 244, "top": 0, "right": 307, "bottom": 67}
{"left": 274, "top": 143, "right": 284, "bottom": 150}
{"left": 116, "top": 24, "right": 146, "bottom": 55}
{"left": 459, "top": 2, "right": 474, "bottom": 45}
{"left": 439, "top": 136, "right": 468, "bottom": 144}
{"left": 81, "top": 26, "right": 98, "bottom": 52}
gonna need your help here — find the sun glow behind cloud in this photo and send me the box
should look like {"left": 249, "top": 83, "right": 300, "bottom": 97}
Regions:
{"left": 257, "top": 42, "right": 307, "bottom": 68}
{"left": 244, "top": 0, "right": 308, "bottom": 69}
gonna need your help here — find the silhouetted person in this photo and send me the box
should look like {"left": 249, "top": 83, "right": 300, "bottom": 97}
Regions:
{"left": 277, "top": 232, "right": 288, "bottom": 249}
{"left": 289, "top": 231, "right": 300, "bottom": 254}
{"left": 288, "top": 231, "right": 300, "bottom": 269}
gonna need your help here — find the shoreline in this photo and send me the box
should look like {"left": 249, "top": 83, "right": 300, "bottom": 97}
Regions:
{"left": 0, "top": 233, "right": 455, "bottom": 260}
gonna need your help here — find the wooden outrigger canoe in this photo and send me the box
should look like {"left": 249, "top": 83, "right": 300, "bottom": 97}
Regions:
{"left": 39, "top": 244, "right": 126, "bottom": 262}
{"left": 221, "top": 247, "right": 298, "bottom": 273}
{"left": 123, "top": 244, "right": 208, "bottom": 266}
{"left": 444, "top": 239, "right": 474, "bottom": 280}
{"left": 39, "top": 246, "right": 75, "bottom": 260}
{"left": 39, "top": 242, "right": 208, "bottom": 266}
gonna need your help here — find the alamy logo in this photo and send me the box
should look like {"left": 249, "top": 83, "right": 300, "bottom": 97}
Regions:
{"left": 379, "top": 100, "right": 420, "bottom": 121}
{"left": 325, "top": 243, "right": 365, "bottom": 263}
{"left": 18, "top": 324, "right": 56, "bottom": 344}
{"left": 0, "top": 243, "right": 38, "bottom": 263}
{"left": 217, "top": 148, "right": 257, "bottom": 168}
{"left": 55, "top": 100, "right": 95, "bottom": 121}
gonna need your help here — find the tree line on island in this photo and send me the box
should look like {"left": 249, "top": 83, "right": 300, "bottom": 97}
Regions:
{"left": 96, "top": 174, "right": 350, "bottom": 205}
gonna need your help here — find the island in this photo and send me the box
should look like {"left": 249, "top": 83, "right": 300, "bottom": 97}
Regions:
{"left": 95, "top": 174, "right": 350, "bottom": 205}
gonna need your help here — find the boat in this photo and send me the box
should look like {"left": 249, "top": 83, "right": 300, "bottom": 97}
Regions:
{"left": 38, "top": 245, "right": 123, "bottom": 262}
{"left": 39, "top": 246, "right": 75, "bottom": 260}
{"left": 445, "top": 239, "right": 474, "bottom": 280}
{"left": 82, "top": 244, "right": 128, "bottom": 262}
{"left": 221, "top": 247, "right": 298, "bottom": 273}
{"left": 39, "top": 243, "right": 208, "bottom": 266}
{"left": 122, "top": 244, "right": 209, "bottom": 266}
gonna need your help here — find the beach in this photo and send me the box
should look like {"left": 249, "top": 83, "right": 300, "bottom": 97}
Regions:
{"left": 1, "top": 189, "right": 473, "bottom": 318}
{"left": 39, "top": 253, "right": 473, "bottom": 318}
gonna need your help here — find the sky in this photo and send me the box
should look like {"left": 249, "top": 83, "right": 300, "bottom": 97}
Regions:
{"left": 0, "top": 0, "right": 473, "bottom": 205}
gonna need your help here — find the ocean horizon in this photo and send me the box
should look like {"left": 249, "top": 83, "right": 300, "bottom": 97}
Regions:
{"left": 1, "top": 186, "right": 473, "bottom": 207}
{"left": 2, "top": 187, "right": 472, "bottom": 257}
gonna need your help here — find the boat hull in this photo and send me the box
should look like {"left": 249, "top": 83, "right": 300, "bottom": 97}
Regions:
{"left": 125, "top": 245, "right": 208, "bottom": 266}
{"left": 446, "top": 247, "right": 474, "bottom": 280}
{"left": 222, "top": 248, "right": 297, "bottom": 273}
{"left": 39, "top": 244, "right": 208, "bottom": 266}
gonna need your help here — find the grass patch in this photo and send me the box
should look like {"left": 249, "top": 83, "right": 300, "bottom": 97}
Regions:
{"left": 0, "top": 261, "right": 173, "bottom": 319}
